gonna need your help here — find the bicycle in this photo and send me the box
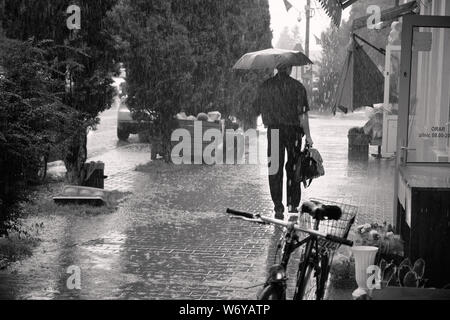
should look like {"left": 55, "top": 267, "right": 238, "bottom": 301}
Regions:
{"left": 226, "top": 198, "right": 357, "bottom": 300}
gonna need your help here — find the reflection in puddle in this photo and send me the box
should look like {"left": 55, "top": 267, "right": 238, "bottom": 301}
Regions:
{"left": 79, "top": 231, "right": 126, "bottom": 272}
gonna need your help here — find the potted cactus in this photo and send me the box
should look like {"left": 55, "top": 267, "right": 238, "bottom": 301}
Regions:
{"left": 370, "top": 258, "right": 450, "bottom": 300}
{"left": 378, "top": 258, "right": 427, "bottom": 288}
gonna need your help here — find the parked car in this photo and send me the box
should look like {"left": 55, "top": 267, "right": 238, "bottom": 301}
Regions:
{"left": 117, "top": 99, "right": 137, "bottom": 141}
{"left": 117, "top": 96, "right": 155, "bottom": 142}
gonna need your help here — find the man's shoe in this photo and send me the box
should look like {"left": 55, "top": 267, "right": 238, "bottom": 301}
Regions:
{"left": 274, "top": 204, "right": 284, "bottom": 220}
{"left": 275, "top": 211, "right": 285, "bottom": 220}
{"left": 288, "top": 206, "right": 299, "bottom": 214}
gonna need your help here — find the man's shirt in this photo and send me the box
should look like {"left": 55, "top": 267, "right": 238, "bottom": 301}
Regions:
{"left": 253, "top": 73, "right": 309, "bottom": 127}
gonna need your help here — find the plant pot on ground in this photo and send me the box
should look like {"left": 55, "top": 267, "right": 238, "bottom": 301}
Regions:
{"left": 329, "top": 252, "right": 355, "bottom": 287}
{"left": 354, "top": 222, "right": 404, "bottom": 262}
{"left": 327, "top": 251, "right": 356, "bottom": 300}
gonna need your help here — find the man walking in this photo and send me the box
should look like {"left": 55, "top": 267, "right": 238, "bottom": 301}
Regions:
{"left": 253, "top": 64, "right": 314, "bottom": 219}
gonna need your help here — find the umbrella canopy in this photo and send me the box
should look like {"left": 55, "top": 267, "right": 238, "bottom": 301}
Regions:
{"left": 331, "top": 38, "right": 388, "bottom": 114}
{"left": 233, "top": 48, "right": 313, "bottom": 70}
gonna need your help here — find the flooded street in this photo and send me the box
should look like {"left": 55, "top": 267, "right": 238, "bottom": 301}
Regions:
{"left": 2, "top": 0, "right": 449, "bottom": 306}
{"left": 0, "top": 110, "right": 395, "bottom": 300}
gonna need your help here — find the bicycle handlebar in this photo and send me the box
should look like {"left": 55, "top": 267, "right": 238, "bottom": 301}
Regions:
{"left": 226, "top": 208, "right": 255, "bottom": 219}
{"left": 226, "top": 208, "right": 353, "bottom": 247}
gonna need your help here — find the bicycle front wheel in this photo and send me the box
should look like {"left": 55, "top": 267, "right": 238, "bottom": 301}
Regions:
{"left": 258, "top": 284, "right": 286, "bottom": 300}
{"left": 296, "top": 253, "right": 331, "bottom": 300}
{"left": 295, "top": 263, "right": 318, "bottom": 300}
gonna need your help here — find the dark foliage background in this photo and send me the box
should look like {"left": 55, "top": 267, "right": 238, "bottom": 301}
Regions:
{"left": 1, "top": 0, "right": 273, "bottom": 216}
{"left": 107, "top": 0, "right": 273, "bottom": 159}
{"left": 1, "top": 0, "right": 118, "bottom": 184}
{"left": 0, "top": 36, "right": 80, "bottom": 219}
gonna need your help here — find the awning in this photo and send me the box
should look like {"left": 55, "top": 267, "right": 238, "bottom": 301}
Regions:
{"left": 332, "top": 36, "right": 386, "bottom": 114}
{"left": 352, "top": 1, "right": 419, "bottom": 31}
{"left": 317, "top": 0, "right": 360, "bottom": 27}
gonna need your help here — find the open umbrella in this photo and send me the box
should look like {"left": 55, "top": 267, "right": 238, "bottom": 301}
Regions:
{"left": 233, "top": 48, "right": 313, "bottom": 70}
{"left": 331, "top": 35, "right": 394, "bottom": 114}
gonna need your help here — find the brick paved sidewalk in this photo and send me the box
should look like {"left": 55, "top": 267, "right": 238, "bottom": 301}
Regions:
{"left": 47, "top": 143, "right": 151, "bottom": 192}
{"left": 0, "top": 115, "right": 395, "bottom": 300}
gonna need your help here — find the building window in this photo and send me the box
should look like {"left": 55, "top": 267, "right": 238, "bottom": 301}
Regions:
{"left": 407, "top": 26, "right": 450, "bottom": 163}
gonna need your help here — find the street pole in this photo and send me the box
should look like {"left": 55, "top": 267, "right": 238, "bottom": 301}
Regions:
{"left": 305, "top": 0, "right": 310, "bottom": 59}
{"left": 304, "top": 0, "right": 312, "bottom": 91}
{"left": 296, "top": 9, "right": 301, "bottom": 81}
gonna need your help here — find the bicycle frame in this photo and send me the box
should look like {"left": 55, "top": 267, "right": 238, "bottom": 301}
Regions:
{"left": 293, "top": 222, "right": 330, "bottom": 300}
{"left": 263, "top": 219, "right": 323, "bottom": 300}
{"left": 226, "top": 208, "right": 353, "bottom": 300}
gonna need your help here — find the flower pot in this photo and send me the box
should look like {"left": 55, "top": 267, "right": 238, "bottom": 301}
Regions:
{"left": 326, "top": 277, "right": 356, "bottom": 300}
{"left": 351, "top": 246, "right": 379, "bottom": 299}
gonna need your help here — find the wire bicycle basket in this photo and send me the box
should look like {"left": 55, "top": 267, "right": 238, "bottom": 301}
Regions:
{"left": 297, "top": 198, "right": 357, "bottom": 251}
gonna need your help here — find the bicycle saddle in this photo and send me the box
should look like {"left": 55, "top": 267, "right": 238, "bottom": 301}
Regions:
{"left": 301, "top": 201, "right": 342, "bottom": 221}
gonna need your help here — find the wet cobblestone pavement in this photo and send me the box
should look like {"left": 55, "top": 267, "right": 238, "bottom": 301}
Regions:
{"left": 0, "top": 113, "right": 395, "bottom": 300}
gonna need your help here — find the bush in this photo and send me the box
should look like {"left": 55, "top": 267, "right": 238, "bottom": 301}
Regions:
{"left": 0, "top": 36, "right": 80, "bottom": 218}
{"left": 2, "top": 0, "right": 118, "bottom": 184}
{"left": 354, "top": 222, "right": 404, "bottom": 263}
{"left": 0, "top": 219, "right": 42, "bottom": 269}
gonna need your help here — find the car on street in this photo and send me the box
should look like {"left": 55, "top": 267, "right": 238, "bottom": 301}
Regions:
{"left": 117, "top": 97, "right": 139, "bottom": 141}
{"left": 117, "top": 96, "right": 156, "bottom": 142}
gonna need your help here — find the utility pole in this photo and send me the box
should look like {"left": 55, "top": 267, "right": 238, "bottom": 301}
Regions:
{"left": 303, "top": 0, "right": 312, "bottom": 91}
{"left": 305, "top": 0, "right": 311, "bottom": 58}
{"left": 293, "top": 0, "right": 313, "bottom": 84}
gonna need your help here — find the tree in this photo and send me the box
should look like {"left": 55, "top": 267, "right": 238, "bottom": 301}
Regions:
{"left": 108, "top": 0, "right": 196, "bottom": 160}
{"left": 169, "top": 0, "right": 273, "bottom": 126}
{"left": 316, "top": 0, "right": 395, "bottom": 111}
{"left": 276, "top": 26, "right": 294, "bottom": 50}
{"left": 276, "top": 25, "right": 303, "bottom": 50}
{"left": 291, "top": 25, "right": 303, "bottom": 49}
{"left": 316, "top": 20, "right": 351, "bottom": 109}
{"left": 209, "top": 0, "right": 273, "bottom": 128}
{"left": 1, "top": 0, "right": 118, "bottom": 184}
{"left": 108, "top": 0, "right": 273, "bottom": 159}
{"left": 0, "top": 35, "right": 80, "bottom": 217}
